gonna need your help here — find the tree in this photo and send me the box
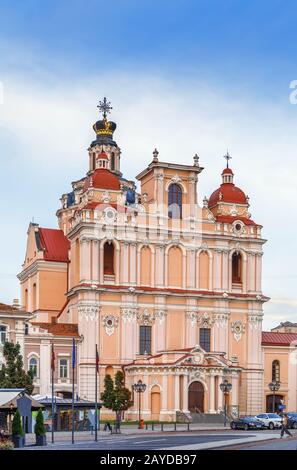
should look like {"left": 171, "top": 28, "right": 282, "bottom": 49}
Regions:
{"left": 101, "top": 371, "right": 133, "bottom": 428}
{"left": 0, "top": 341, "right": 33, "bottom": 394}
{"left": 12, "top": 410, "right": 24, "bottom": 437}
{"left": 34, "top": 409, "right": 46, "bottom": 436}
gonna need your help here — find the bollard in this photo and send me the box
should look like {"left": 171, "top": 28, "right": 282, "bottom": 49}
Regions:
{"left": 174, "top": 422, "right": 177, "bottom": 431}
{"left": 146, "top": 422, "right": 148, "bottom": 430}
{"left": 152, "top": 422, "right": 154, "bottom": 431}
{"left": 187, "top": 422, "right": 190, "bottom": 431}
{"left": 161, "top": 423, "right": 164, "bottom": 432}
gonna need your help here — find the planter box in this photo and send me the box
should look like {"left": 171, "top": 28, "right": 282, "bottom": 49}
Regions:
{"left": 35, "top": 435, "right": 47, "bottom": 446}
{"left": 12, "top": 435, "right": 25, "bottom": 448}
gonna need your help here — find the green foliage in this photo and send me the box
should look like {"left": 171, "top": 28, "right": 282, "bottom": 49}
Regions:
{"left": 101, "top": 371, "right": 133, "bottom": 424}
{"left": 0, "top": 341, "right": 33, "bottom": 394}
{"left": 34, "top": 409, "right": 46, "bottom": 436}
{"left": 12, "top": 410, "right": 24, "bottom": 437}
{"left": 0, "top": 439, "right": 14, "bottom": 450}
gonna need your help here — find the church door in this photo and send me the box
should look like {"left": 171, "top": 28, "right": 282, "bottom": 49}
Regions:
{"left": 188, "top": 381, "right": 204, "bottom": 413}
{"left": 266, "top": 394, "right": 284, "bottom": 413}
{"left": 151, "top": 386, "right": 161, "bottom": 421}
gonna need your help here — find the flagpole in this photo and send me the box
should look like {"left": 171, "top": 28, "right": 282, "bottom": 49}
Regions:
{"left": 71, "top": 338, "right": 75, "bottom": 445}
{"left": 95, "top": 344, "right": 98, "bottom": 442}
{"left": 51, "top": 342, "right": 55, "bottom": 444}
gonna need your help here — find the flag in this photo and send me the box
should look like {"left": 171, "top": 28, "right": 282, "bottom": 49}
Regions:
{"left": 96, "top": 344, "right": 99, "bottom": 374}
{"left": 72, "top": 338, "right": 76, "bottom": 369}
{"left": 51, "top": 343, "right": 55, "bottom": 371}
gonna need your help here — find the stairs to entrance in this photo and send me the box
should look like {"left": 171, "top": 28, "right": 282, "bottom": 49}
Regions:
{"left": 189, "top": 412, "right": 228, "bottom": 424}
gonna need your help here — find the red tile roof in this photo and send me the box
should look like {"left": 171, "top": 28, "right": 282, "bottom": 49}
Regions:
{"left": 31, "top": 322, "right": 79, "bottom": 337}
{"left": 0, "top": 303, "right": 25, "bottom": 313}
{"left": 216, "top": 215, "right": 257, "bottom": 226}
{"left": 39, "top": 228, "right": 70, "bottom": 262}
{"left": 262, "top": 331, "right": 297, "bottom": 346}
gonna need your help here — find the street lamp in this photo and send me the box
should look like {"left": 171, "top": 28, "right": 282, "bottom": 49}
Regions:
{"left": 220, "top": 378, "right": 232, "bottom": 427}
{"left": 132, "top": 380, "right": 147, "bottom": 429}
{"left": 268, "top": 380, "right": 280, "bottom": 413}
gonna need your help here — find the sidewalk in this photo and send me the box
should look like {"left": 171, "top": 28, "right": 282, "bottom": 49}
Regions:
{"left": 24, "top": 423, "right": 231, "bottom": 444}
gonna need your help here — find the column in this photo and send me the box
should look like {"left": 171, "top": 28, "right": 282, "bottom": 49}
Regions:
{"left": 209, "top": 373, "right": 216, "bottom": 413}
{"left": 80, "top": 238, "right": 90, "bottom": 282}
{"left": 130, "top": 243, "right": 137, "bottom": 284}
{"left": 182, "top": 375, "right": 189, "bottom": 412}
{"left": 231, "top": 373, "right": 239, "bottom": 408}
{"left": 217, "top": 375, "right": 224, "bottom": 411}
{"left": 40, "top": 339, "right": 51, "bottom": 395}
{"left": 174, "top": 374, "right": 180, "bottom": 411}
{"left": 160, "top": 374, "right": 168, "bottom": 416}
{"left": 92, "top": 239, "right": 99, "bottom": 282}
{"left": 155, "top": 245, "right": 165, "bottom": 287}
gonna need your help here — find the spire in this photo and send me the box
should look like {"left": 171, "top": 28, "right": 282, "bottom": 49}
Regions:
{"left": 97, "top": 97, "right": 113, "bottom": 119}
{"left": 222, "top": 151, "right": 234, "bottom": 184}
{"left": 223, "top": 150, "right": 232, "bottom": 168}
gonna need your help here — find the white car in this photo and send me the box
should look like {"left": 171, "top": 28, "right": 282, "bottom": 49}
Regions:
{"left": 255, "top": 413, "right": 282, "bottom": 429}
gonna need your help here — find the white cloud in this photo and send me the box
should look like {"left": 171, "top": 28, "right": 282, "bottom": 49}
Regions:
{"left": 0, "top": 69, "right": 296, "bottom": 330}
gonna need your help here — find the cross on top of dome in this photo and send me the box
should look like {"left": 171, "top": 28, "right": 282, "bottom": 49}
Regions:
{"left": 223, "top": 150, "right": 232, "bottom": 168}
{"left": 97, "top": 97, "right": 113, "bottom": 119}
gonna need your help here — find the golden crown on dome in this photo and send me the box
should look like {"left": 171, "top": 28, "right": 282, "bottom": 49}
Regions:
{"left": 93, "top": 97, "right": 117, "bottom": 136}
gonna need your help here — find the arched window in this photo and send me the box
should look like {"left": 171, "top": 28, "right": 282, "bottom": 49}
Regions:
{"left": 272, "top": 360, "right": 280, "bottom": 382}
{"left": 110, "top": 152, "right": 115, "bottom": 171}
{"left": 168, "top": 184, "right": 182, "bottom": 219}
{"left": 139, "top": 325, "right": 152, "bottom": 355}
{"left": 104, "top": 243, "right": 115, "bottom": 275}
{"left": 232, "top": 252, "right": 242, "bottom": 283}
{"left": 29, "top": 357, "right": 38, "bottom": 378}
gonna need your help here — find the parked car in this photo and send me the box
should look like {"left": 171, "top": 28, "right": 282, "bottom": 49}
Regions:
{"left": 287, "top": 413, "right": 297, "bottom": 429}
{"left": 230, "top": 417, "right": 265, "bottom": 430}
{"left": 254, "top": 413, "right": 282, "bottom": 429}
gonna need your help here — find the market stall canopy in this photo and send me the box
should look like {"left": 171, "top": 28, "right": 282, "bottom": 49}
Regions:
{"left": 0, "top": 389, "right": 43, "bottom": 409}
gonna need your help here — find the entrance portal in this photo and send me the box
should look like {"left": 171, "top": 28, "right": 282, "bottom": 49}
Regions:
{"left": 266, "top": 394, "right": 284, "bottom": 413}
{"left": 188, "top": 381, "right": 204, "bottom": 413}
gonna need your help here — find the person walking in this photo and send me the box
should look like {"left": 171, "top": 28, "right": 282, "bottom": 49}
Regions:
{"left": 280, "top": 414, "right": 292, "bottom": 438}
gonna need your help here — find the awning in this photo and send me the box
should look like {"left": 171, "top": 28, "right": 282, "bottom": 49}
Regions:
{"left": 0, "top": 389, "right": 23, "bottom": 407}
{"left": 0, "top": 389, "right": 43, "bottom": 410}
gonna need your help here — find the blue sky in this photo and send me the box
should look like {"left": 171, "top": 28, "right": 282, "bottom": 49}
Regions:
{"left": 0, "top": 0, "right": 297, "bottom": 328}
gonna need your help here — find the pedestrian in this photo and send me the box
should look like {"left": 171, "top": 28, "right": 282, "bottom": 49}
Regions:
{"left": 280, "top": 414, "right": 292, "bottom": 438}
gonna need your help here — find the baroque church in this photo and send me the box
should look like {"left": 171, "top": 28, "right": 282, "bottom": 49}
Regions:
{"left": 17, "top": 99, "right": 268, "bottom": 420}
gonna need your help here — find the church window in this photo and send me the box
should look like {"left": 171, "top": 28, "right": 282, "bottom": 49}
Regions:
{"left": 139, "top": 325, "right": 152, "bottom": 355}
{"left": 104, "top": 243, "right": 115, "bottom": 275}
{"left": 199, "top": 328, "right": 211, "bottom": 352}
{"left": 29, "top": 357, "right": 38, "bottom": 378}
{"left": 168, "top": 184, "right": 182, "bottom": 219}
{"left": 232, "top": 252, "right": 242, "bottom": 283}
{"left": 272, "top": 360, "right": 280, "bottom": 382}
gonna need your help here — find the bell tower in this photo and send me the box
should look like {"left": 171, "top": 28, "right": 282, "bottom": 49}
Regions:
{"left": 88, "top": 97, "right": 121, "bottom": 176}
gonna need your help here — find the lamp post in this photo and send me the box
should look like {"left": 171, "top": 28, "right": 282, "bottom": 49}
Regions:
{"left": 132, "top": 380, "right": 147, "bottom": 429}
{"left": 268, "top": 380, "right": 280, "bottom": 413}
{"left": 220, "top": 378, "right": 232, "bottom": 427}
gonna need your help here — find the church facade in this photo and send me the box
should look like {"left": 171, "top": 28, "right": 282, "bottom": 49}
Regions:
{"left": 18, "top": 99, "right": 268, "bottom": 420}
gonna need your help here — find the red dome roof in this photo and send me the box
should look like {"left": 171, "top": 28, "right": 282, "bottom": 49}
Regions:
{"left": 98, "top": 151, "right": 108, "bottom": 160}
{"left": 84, "top": 169, "right": 120, "bottom": 191}
{"left": 208, "top": 183, "right": 247, "bottom": 207}
{"left": 222, "top": 167, "right": 233, "bottom": 175}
